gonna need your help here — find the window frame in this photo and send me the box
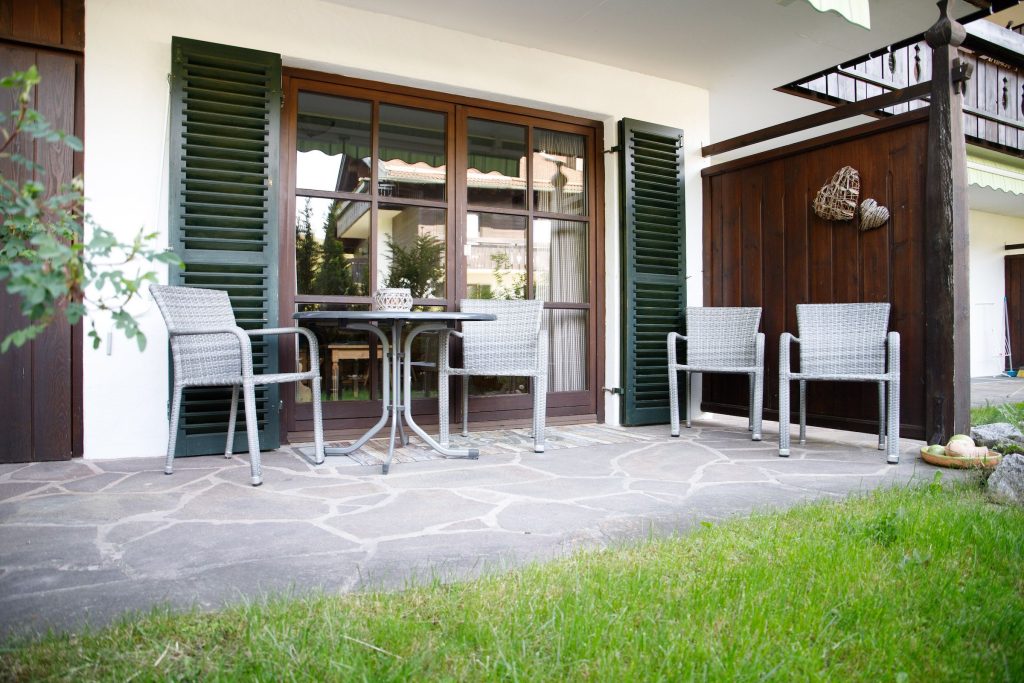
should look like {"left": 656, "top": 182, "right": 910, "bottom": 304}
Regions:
{"left": 280, "top": 69, "right": 605, "bottom": 437}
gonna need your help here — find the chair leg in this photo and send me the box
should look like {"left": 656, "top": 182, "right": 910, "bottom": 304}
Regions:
{"left": 438, "top": 370, "right": 450, "bottom": 448}
{"left": 461, "top": 375, "right": 469, "bottom": 438}
{"left": 685, "top": 371, "right": 693, "bottom": 429}
{"left": 241, "top": 380, "right": 262, "bottom": 486}
{"left": 748, "top": 376, "right": 754, "bottom": 432}
{"left": 533, "top": 373, "right": 546, "bottom": 453}
{"left": 798, "top": 380, "right": 807, "bottom": 445}
{"left": 668, "top": 365, "right": 680, "bottom": 437}
{"left": 779, "top": 374, "right": 790, "bottom": 457}
{"left": 165, "top": 384, "right": 183, "bottom": 475}
{"left": 877, "top": 381, "right": 886, "bottom": 451}
{"left": 887, "top": 376, "right": 900, "bottom": 464}
{"left": 311, "top": 376, "right": 325, "bottom": 465}
{"left": 752, "top": 369, "right": 763, "bottom": 441}
{"left": 224, "top": 385, "right": 239, "bottom": 458}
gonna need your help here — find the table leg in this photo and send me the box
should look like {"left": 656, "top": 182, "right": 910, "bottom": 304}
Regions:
{"left": 382, "top": 321, "right": 403, "bottom": 474}
{"left": 403, "top": 322, "right": 479, "bottom": 460}
{"left": 320, "top": 322, "right": 391, "bottom": 457}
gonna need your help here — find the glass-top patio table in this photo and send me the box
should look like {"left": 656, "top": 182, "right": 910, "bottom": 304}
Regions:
{"left": 293, "top": 310, "right": 497, "bottom": 474}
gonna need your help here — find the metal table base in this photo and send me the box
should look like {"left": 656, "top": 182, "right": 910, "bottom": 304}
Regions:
{"left": 319, "top": 320, "right": 479, "bottom": 474}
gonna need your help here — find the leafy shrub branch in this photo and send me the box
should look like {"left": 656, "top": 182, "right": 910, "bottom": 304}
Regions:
{"left": 0, "top": 66, "right": 180, "bottom": 352}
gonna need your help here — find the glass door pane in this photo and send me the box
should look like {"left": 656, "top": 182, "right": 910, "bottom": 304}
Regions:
{"left": 532, "top": 129, "right": 587, "bottom": 216}
{"left": 295, "top": 197, "right": 370, "bottom": 296}
{"left": 532, "top": 218, "right": 588, "bottom": 303}
{"left": 465, "top": 212, "right": 527, "bottom": 300}
{"left": 376, "top": 204, "right": 447, "bottom": 299}
{"left": 466, "top": 118, "right": 527, "bottom": 209}
{"left": 378, "top": 104, "right": 447, "bottom": 201}
{"left": 296, "top": 94, "right": 372, "bottom": 193}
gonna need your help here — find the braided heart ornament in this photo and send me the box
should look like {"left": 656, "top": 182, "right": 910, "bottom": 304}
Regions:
{"left": 812, "top": 166, "right": 860, "bottom": 221}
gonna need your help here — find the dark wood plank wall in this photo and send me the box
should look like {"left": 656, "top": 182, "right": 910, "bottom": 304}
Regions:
{"left": 0, "top": 0, "right": 83, "bottom": 463}
{"left": 702, "top": 112, "right": 929, "bottom": 440}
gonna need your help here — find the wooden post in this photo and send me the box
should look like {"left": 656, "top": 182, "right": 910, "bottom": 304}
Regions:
{"left": 923, "top": 0, "right": 971, "bottom": 445}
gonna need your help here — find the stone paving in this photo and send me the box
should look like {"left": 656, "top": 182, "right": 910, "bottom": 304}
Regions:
{"left": 0, "top": 416, "right": 962, "bottom": 639}
{"left": 971, "top": 375, "right": 1024, "bottom": 407}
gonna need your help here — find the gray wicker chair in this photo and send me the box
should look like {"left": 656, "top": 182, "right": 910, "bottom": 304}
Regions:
{"left": 667, "top": 307, "right": 764, "bottom": 440}
{"left": 779, "top": 302, "right": 900, "bottom": 463}
{"left": 151, "top": 285, "right": 325, "bottom": 486}
{"left": 438, "top": 299, "right": 547, "bottom": 453}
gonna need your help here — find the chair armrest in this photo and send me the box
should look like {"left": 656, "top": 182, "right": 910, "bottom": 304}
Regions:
{"left": 754, "top": 332, "right": 765, "bottom": 368}
{"left": 248, "top": 327, "right": 321, "bottom": 371}
{"left": 887, "top": 330, "right": 900, "bottom": 376}
{"left": 779, "top": 332, "right": 799, "bottom": 377}
{"left": 168, "top": 326, "right": 245, "bottom": 337}
{"left": 667, "top": 331, "right": 687, "bottom": 366}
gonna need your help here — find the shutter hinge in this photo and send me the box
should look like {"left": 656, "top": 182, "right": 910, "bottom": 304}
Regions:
{"left": 602, "top": 387, "right": 624, "bottom": 395}
{"left": 603, "top": 145, "right": 621, "bottom": 154}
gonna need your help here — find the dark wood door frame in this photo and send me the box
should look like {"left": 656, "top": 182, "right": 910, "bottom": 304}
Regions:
{"left": 0, "top": 0, "right": 84, "bottom": 463}
{"left": 1006, "top": 255, "right": 1024, "bottom": 372}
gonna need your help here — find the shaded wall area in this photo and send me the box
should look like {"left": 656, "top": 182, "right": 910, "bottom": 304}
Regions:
{"left": 702, "top": 112, "right": 929, "bottom": 440}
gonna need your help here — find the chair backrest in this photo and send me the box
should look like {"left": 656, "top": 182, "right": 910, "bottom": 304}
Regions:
{"left": 685, "top": 307, "right": 761, "bottom": 367}
{"left": 151, "top": 285, "right": 243, "bottom": 382}
{"left": 797, "top": 303, "right": 890, "bottom": 375}
{"left": 459, "top": 299, "right": 544, "bottom": 372}
{"left": 150, "top": 285, "right": 237, "bottom": 334}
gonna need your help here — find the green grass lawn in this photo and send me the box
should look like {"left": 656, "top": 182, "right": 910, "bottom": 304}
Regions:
{"left": 971, "top": 401, "right": 1024, "bottom": 431}
{"left": 2, "top": 480, "right": 1022, "bottom": 682}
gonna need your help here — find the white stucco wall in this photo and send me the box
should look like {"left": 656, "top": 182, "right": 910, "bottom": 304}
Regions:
{"left": 82, "top": 0, "right": 710, "bottom": 458}
{"left": 970, "top": 209, "right": 1024, "bottom": 378}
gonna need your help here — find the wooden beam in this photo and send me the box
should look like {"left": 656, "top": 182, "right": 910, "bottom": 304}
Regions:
{"left": 702, "top": 109, "right": 929, "bottom": 178}
{"left": 923, "top": 0, "right": 972, "bottom": 445}
{"left": 701, "top": 82, "right": 930, "bottom": 157}
{"left": 964, "top": 19, "right": 1024, "bottom": 68}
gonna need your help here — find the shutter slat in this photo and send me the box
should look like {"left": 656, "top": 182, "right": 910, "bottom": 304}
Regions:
{"left": 619, "top": 118, "right": 686, "bottom": 426}
{"left": 170, "top": 37, "right": 282, "bottom": 457}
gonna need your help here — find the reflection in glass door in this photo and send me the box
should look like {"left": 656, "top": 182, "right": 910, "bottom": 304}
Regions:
{"left": 288, "top": 85, "right": 453, "bottom": 426}
{"left": 282, "top": 74, "right": 599, "bottom": 434}
{"left": 461, "top": 113, "right": 594, "bottom": 419}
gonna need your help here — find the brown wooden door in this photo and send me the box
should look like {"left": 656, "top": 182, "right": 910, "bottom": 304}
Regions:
{"left": 1006, "top": 255, "right": 1024, "bottom": 373}
{"left": 0, "top": 23, "right": 83, "bottom": 463}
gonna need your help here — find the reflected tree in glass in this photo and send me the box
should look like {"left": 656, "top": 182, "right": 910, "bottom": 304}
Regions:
{"left": 313, "top": 201, "right": 357, "bottom": 295}
{"left": 295, "top": 199, "right": 321, "bottom": 294}
{"left": 383, "top": 233, "right": 445, "bottom": 299}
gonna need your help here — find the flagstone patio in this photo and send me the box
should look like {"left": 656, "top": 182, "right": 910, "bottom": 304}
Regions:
{"left": 0, "top": 416, "right": 965, "bottom": 639}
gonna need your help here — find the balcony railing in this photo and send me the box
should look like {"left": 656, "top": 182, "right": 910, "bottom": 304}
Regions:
{"left": 779, "top": 18, "right": 1024, "bottom": 157}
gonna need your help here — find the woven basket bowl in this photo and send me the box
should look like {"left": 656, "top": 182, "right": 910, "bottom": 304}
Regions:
{"left": 373, "top": 288, "right": 413, "bottom": 311}
{"left": 919, "top": 446, "right": 1002, "bottom": 469}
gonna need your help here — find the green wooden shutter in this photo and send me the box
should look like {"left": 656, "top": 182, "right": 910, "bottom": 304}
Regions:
{"left": 168, "top": 37, "right": 282, "bottom": 455}
{"left": 619, "top": 118, "right": 686, "bottom": 426}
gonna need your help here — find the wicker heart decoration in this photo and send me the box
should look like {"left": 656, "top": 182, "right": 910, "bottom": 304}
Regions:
{"left": 859, "top": 198, "right": 890, "bottom": 230}
{"left": 812, "top": 166, "right": 860, "bottom": 221}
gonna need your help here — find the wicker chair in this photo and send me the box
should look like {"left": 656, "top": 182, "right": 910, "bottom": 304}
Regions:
{"left": 438, "top": 299, "right": 547, "bottom": 453}
{"left": 667, "top": 307, "right": 765, "bottom": 440}
{"left": 779, "top": 303, "right": 900, "bottom": 463}
{"left": 151, "top": 285, "right": 325, "bottom": 486}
